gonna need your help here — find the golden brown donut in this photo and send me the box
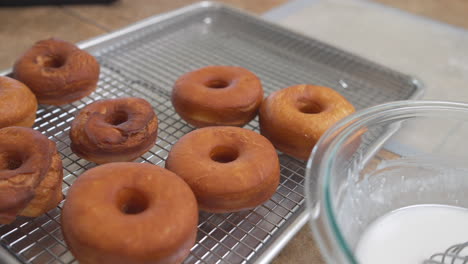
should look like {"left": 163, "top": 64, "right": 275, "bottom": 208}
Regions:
{"left": 61, "top": 162, "right": 198, "bottom": 264}
{"left": 166, "top": 126, "right": 280, "bottom": 213}
{"left": 13, "top": 38, "right": 100, "bottom": 105}
{"left": 172, "top": 65, "right": 263, "bottom": 127}
{"left": 259, "top": 84, "right": 355, "bottom": 161}
{"left": 0, "top": 76, "right": 37, "bottom": 129}
{"left": 0, "top": 127, "right": 63, "bottom": 224}
{"left": 70, "top": 97, "right": 158, "bottom": 164}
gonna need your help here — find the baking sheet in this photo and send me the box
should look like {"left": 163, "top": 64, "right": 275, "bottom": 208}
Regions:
{"left": 0, "top": 2, "right": 423, "bottom": 263}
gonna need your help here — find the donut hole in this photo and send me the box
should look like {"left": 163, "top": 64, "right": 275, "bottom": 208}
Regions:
{"left": 37, "top": 55, "right": 66, "bottom": 68}
{"left": 106, "top": 111, "right": 129, "bottom": 126}
{"left": 210, "top": 146, "right": 239, "bottom": 163}
{"left": 116, "top": 188, "right": 149, "bottom": 215}
{"left": 298, "top": 102, "right": 323, "bottom": 114}
{"left": 205, "top": 79, "right": 230, "bottom": 89}
{"left": 0, "top": 153, "right": 23, "bottom": 171}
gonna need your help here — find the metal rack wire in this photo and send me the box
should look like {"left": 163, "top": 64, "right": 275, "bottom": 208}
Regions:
{"left": 0, "top": 2, "right": 422, "bottom": 264}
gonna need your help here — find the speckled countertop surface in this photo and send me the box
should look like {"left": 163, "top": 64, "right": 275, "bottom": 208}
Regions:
{"left": 1, "top": 0, "right": 467, "bottom": 263}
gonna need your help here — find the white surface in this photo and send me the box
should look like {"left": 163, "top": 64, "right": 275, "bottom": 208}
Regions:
{"left": 355, "top": 204, "right": 468, "bottom": 264}
{"left": 268, "top": 0, "right": 468, "bottom": 156}
{"left": 272, "top": 0, "right": 468, "bottom": 101}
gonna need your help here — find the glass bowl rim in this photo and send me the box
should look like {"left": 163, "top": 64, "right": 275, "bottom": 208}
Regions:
{"left": 305, "top": 100, "right": 468, "bottom": 263}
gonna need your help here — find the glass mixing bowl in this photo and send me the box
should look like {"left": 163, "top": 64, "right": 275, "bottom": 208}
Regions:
{"left": 306, "top": 101, "right": 468, "bottom": 263}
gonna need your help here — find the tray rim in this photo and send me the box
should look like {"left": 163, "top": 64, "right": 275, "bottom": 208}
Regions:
{"left": 0, "top": 1, "right": 425, "bottom": 264}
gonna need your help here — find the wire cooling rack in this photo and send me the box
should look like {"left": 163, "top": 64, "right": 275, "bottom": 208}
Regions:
{"left": 0, "top": 2, "right": 423, "bottom": 264}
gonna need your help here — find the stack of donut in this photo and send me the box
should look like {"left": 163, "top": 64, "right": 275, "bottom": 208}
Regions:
{"left": 0, "top": 36, "right": 104, "bottom": 226}
{"left": 0, "top": 38, "right": 356, "bottom": 264}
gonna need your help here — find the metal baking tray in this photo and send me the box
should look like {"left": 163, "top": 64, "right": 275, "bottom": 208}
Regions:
{"left": 0, "top": 2, "right": 424, "bottom": 263}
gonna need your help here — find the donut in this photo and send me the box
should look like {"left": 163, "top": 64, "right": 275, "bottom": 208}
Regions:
{"left": 259, "top": 84, "right": 355, "bottom": 161}
{"left": 61, "top": 162, "right": 198, "bottom": 264}
{"left": 70, "top": 97, "right": 158, "bottom": 164}
{"left": 0, "top": 127, "right": 63, "bottom": 224}
{"left": 172, "top": 65, "right": 263, "bottom": 127}
{"left": 13, "top": 38, "right": 100, "bottom": 105}
{"left": 0, "top": 76, "right": 37, "bottom": 129}
{"left": 166, "top": 126, "right": 280, "bottom": 213}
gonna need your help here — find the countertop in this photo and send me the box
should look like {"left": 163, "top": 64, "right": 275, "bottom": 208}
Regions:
{"left": 1, "top": 0, "right": 468, "bottom": 263}
{"left": 1, "top": 0, "right": 468, "bottom": 70}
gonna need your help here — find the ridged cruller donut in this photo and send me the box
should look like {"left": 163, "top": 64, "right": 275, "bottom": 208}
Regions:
{"left": 0, "top": 127, "right": 63, "bottom": 224}
{"left": 70, "top": 97, "right": 158, "bottom": 164}
{"left": 0, "top": 76, "right": 37, "bottom": 129}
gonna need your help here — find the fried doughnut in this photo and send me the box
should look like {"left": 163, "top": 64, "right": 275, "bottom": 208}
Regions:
{"left": 166, "top": 126, "right": 280, "bottom": 213}
{"left": 172, "top": 66, "right": 263, "bottom": 127}
{"left": 0, "top": 76, "right": 37, "bottom": 129}
{"left": 13, "top": 38, "right": 100, "bottom": 105}
{"left": 0, "top": 127, "right": 63, "bottom": 224}
{"left": 61, "top": 162, "right": 198, "bottom": 264}
{"left": 259, "top": 84, "right": 355, "bottom": 160}
{"left": 70, "top": 97, "right": 158, "bottom": 164}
